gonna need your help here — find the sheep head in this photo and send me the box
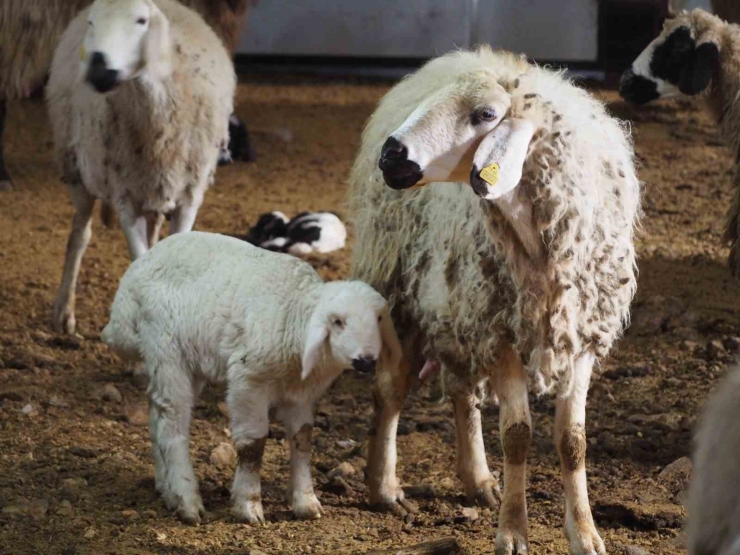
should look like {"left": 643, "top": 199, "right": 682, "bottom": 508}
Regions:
{"left": 378, "top": 70, "right": 512, "bottom": 190}
{"left": 82, "top": 0, "right": 172, "bottom": 94}
{"left": 301, "top": 282, "right": 401, "bottom": 380}
{"left": 619, "top": 9, "right": 721, "bottom": 104}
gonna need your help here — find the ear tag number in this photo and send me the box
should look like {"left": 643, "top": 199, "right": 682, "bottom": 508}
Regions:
{"left": 480, "top": 163, "right": 500, "bottom": 186}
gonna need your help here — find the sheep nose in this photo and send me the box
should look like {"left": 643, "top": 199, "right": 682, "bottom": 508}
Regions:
{"left": 618, "top": 68, "right": 658, "bottom": 105}
{"left": 469, "top": 165, "right": 488, "bottom": 198}
{"left": 351, "top": 356, "right": 377, "bottom": 373}
{"left": 86, "top": 52, "right": 120, "bottom": 93}
{"left": 379, "top": 136, "right": 423, "bottom": 190}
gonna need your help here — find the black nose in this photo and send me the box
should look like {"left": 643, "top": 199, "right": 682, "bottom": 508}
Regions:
{"left": 469, "top": 165, "right": 488, "bottom": 198}
{"left": 619, "top": 68, "right": 659, "bottom": 105}
{"left": 378, "top": 137, "right": 423, "bottom": 190}
{"left": 351, "top": 356, "right": 377, "bottom": 373}
{"left": 86, "top": 52, "right": 120, "bottom": 93}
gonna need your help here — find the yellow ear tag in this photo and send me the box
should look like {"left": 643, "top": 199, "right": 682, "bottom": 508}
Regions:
{"left": 80, "top": 45, "right": 86, "bottom": 61}
{"left": 480, "top": 163, "right": 500, "bottom": 186}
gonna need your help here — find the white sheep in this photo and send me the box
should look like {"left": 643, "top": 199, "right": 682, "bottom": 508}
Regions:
{"left": 618, "top": 9, "right": 740, "bottom": 272}
{"left": 350, "top": 46, "right": 640, "bottom": 555}
{"left": 47, "top": 0, "right": 235, "bottom": 335}
{"left": 0, "top": 0, "right": 252, "bottom": 191}
{"left": 689, "top": 364, "right": 740, "bottom": 555}
{"left": 102, "top": 231, "right": 402, "bottom": 525}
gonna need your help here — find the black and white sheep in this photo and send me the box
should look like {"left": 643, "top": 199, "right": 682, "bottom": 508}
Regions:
{"left": 350, "top": 47, "right": 640, "bottom": 555}
{"left": 48, "top": 0, "right": 235, "bottom": 334}
{"left": 618, "top": 9, "right": 740, "bottom": 273}
{"left": 102, "top": 231, "right": 401, "bottom": 525}
{"left": 247, "top": 211, "right": 347, "bottom": 255}
{"left": 0, "top": 0, "right": 252, "bottom": 191}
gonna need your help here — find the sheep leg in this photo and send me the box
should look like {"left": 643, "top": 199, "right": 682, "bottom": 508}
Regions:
{"left": 278, "top": 403, "right": 323, "bottom": 520}
{"left": 449, "top": 376, "right": 502, "bottom": 509}
{"left": 555, "top": 352, "right": 605, "bottom": 555}
{"left": 147, "top": 212, "right": 165, "bottom": 248}
{"left": 148, "top": 364, "right": 204, "bottom": 525}
{"left": 492, "top": 347, "right": 531, "bottom": 555}
{"left": 228, "top": 379, "right": 269, "bottom": 525}
{"left": 367, "top": 356, "right": 417, "bottom": 516}
{"left": 119, "top": 210, "right": 150, "bottom": 260}
{"left": 169, "top": 202, "right": 200, "bottom": 235}
{"left": 0, "top": 100, "right": 11, "bottom": 191}
{"left": 52, "top": 186, "right": 95, "bottom": 334}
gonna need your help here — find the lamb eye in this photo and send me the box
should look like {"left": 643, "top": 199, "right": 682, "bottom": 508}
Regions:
{"left": 136, "top": 17, "right": 147, "bottom": 25}
{"left": 378, "top": 315, "right": 382, "bottom": 323}
{"left": 333, "top": 318, "right": 345, "bottom": 329}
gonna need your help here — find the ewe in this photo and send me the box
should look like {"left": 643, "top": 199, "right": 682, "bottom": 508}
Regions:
{"left": 48, "top": 0, "right": 235, "bottom": 334}
{"left": 350, "top": 47, "right": 640, "bottom": 555}
{"left": 619, "top": 9, "right": 740, "bottom": 273}
{"left": 103, "top": 232, "right": 401, "bottom": 525}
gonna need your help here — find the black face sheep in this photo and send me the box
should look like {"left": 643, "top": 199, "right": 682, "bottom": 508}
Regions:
{"left": 350, "top": 47, "right": 640, "bottom": 555}
{"left": 249, "top": 211, "right": 348, "bottom": 255}
{"left": 47, "top": 0, "right": 236, "bottom": 335}
{"left": 102, "top": 231, "right": 402, "bottom": 525}
{"left": 0, "top": 0, "right": 252, "bottom": 191}
{"left": 618, "top": 9, "right": 740, "bottom": 273}
{"left": 688, "top": 364, "right": 740, "bottom": 555}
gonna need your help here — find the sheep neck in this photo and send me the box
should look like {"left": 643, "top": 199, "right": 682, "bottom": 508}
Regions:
{"left": 485, "top": 188, "right": 543, "bottom": 263}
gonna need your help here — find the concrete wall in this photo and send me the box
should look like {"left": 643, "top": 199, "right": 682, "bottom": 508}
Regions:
{"left": 236, "top": 0, "right": 599, "bottom": 61}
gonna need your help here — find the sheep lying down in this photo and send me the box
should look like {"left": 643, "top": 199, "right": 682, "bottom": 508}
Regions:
{"left": 102, "top": 231, "right": 401, "bottom": 524}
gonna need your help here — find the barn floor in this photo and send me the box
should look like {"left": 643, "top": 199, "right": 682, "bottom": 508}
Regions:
{"left": 0, "top": 76, "right": 737, "bottom": 555}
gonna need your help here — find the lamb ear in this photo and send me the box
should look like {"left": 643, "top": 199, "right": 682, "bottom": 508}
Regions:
{"left": 470, "top": 118, "right": 536, "bottom": 199}
{"left": 143, "top": 0, "right": 172, "bottom": 80}
{"left": 301, "top": 318, "right": 328, "bottom": 380}
{"left": 679, "top": 42, "right": 719, "bottom": 96}
{"left": 379, "top": 311, "right": 402, "bottom": 373}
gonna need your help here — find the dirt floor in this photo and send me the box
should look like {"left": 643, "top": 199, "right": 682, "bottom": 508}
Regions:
{"left": 0, "top": 75, "right": 738, "bottom": 555}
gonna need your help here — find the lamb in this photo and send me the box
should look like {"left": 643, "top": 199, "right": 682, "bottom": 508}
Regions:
{"left": 247, "top": 211, "right": 348, "bottom": 255}
{"left": 47, "top": 0, "right": 236, "bottom": 335}
{"left": 0, "top": 0, "right": 252, "bottom": 191}
{"left": 102, "top": 231, "right": 401, "bottom": 525}
{"left": 349, "top": 46, "right": 640, "bottom": 555}
{"left": 618, "top": 9, "right": 740, "bottom": 273}
{"left": 688, "top": 364, "right": 740, "bottom": 555}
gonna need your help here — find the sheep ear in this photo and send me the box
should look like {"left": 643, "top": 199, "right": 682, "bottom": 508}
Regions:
{"left": 144, "top": 1, "right": 172, "bottom": 80}
{"left": 679, "top": 42, "right": 719, "bottom": 96}
{"left": 470, "top": 118, "right": 535, "bottom": 199}
{"left": 301, "top": 319, "right": 328, "bottom": 380}
{"left": 379, "top": 312, "right": 402, "bottom": 373}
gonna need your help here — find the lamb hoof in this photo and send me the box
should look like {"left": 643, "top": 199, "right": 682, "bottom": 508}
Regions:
{"left": 371, "top": 488, "right": 418, "bottom": 517}
{"left": 292, "top": 495, "right": 323, "bottom": 520}
{"left": 495, "top": 530, "right": 529, "bottom": 555}
{"left": 233, "top": 499, "right": 265, "bottom": 525}
{"left": 466, "top": 476, "right": 503, "bottom": 509}
{"left": 52, "top": 302, "right": 76, "bottom": 335}
{"left": 566, "top": 525, "right": 606, "bottom": 555}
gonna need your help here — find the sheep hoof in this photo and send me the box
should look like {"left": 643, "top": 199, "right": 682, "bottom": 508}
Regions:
{"left": 495, "top": 529, "right": 529, "bottom": 555}
{"left": 233, "top": 499, "right": 265, "bottom": 526}
{"left": 565, "top": 525, "right": 606, "bottom": 555}
{"left": 52, "top": 302, "right": 76, "bottom": 335}
{"left": 176, "top": 502, "right": 205, "bottom": 526}
{"left": 468, "top": 482, "right": 502, "bottom": 509}
{"left": 292, "top": 495, "right": 323, "bottom": 520}
{"left": 371, "top": 489, "right": 418, "bottom": 517}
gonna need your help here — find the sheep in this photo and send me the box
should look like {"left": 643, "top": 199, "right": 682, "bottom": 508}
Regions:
{"left": 0, "top": 0, "right": 251, "bottom": 191}
{"left": 688, "top": 364, "right": 740, "bottom": 555}
{"left": 618, "top": 9, "right": 740, "bottom": 273}
{"left": 248, "top": 211, "right": 348, "bottom": 255}
{"left": 47, "top": 0, "right": 235, "bottom": 335}
{"left": 349, "top": 46, "right": 640, "bottom": 555}
{"left": 101, "top": 231, "right": 402, "bottom": 525}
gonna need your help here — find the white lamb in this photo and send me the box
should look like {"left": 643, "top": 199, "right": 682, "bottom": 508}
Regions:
{"left": 351, "top": 47, "right": 640, "bottom": 555}
{"left": 47, "top": 0, "right": 235, "bottom": 334}
{"left": 102, "top": 231, "right": 402, "bottom": 525}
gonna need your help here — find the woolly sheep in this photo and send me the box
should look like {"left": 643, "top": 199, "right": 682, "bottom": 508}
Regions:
{"left": 102, "top": 231, "right": 401, "bottom": 524}
{"left": 619, "top": 9, "right": 740, "bottom": 273}
{"left": 350, "top": 46, "right": 640, "bottom": 555}
{"left": 688, "top": 364, "right": 740, "bottom": 555}
{"left": 0, "top": 0, "right": 251, "bottom": 190}
{"left": 48, "top": 0, "right": 235, "bottom": 335}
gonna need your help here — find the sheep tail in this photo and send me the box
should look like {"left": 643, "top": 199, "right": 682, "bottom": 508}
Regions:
{"left": 101, "top": 294, "right": 141, "bottom": 361}
{"left": 100, "top": 202, "right": 117, "bottom": 229}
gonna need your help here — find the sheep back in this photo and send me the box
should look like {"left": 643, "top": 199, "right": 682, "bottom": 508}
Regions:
{"left": 47, "top": 0, "right": 236, "bottom": 214}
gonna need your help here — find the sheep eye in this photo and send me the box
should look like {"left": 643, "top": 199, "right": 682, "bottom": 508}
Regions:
{"left": 136, "top": 17, "right": 147, "bottom": 25}
{"left": 88, "top": 21, "right": 93, "bottom": 26}
{"left": 378, "top": 315, "right": 382, "bottom": 323}
{"left": 333, "top": 318, "right": 345, "bottom": 329}
{"left": 475, "top": 107, "right": 497, "bottom": 123}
